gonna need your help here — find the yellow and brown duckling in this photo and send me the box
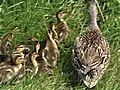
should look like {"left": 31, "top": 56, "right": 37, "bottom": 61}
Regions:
{"left": 12, "top": 45, "right": 31, "bottom": 64}
{"left": 15, "top": 45, "right": 31, "bottom": 54}
{"left": 25, "top": 38, "right": 40, "bottom": 73}
{"left": 0, "top": 44, "right": 29, "bottom": 84}
{"left": 72, "top": 0, "right": 110, "bottom": 88}
{"left": 28, "top": 39, "right": 40, "bottom": 75}
{"left": 30, "top": 38, "right": 52, "bottom": 74}
{"left": 0, "top": 27, "right": 19, "bottom": 54}
{"left": 0, "top": 53, "right": 24, "bottom": 84}
{"left": 55, "top": 10, "right": 70, "bottom": 43}
{"left": 43, "top": 23, "right": 59, "bottom": 68}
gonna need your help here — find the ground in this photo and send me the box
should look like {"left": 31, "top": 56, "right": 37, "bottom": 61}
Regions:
{"left": 0, "top": 0, "right": 120, "bottom": 90}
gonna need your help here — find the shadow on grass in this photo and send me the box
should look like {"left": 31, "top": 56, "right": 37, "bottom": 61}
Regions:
{"left": 60, "top": 44, "right": 82, "bottom": 87}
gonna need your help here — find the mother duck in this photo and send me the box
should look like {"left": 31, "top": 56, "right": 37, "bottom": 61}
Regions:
{"left": 72, "top": 0, "right": 110, "bottom": 88}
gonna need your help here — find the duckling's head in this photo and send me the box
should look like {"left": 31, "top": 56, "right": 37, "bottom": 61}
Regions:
{"left": 15, "top": 45, "right": 30, "bottom": 54}
{"left": 31, "top": 52, "right": 39, "bottom": 60}
{"left": 14, "top": 55, "right": 25, "bottom": 65}
{"left": 15, "top": 45, "right": 27, "bottom": 52}
{"left": 56, "top": 10, "right": 66, "bottom": 21}
{"left": 12, "top": 51, "right": 25, "bottom": 64}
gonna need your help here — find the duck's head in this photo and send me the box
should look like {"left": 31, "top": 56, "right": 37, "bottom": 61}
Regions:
{"left": 85, "top": 0, "right": 97, "bottom": 14}
{"left": 56, "top": 10, "right": 66, "bottom": 21}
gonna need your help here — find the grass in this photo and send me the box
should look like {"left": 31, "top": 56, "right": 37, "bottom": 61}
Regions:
{"left": 0, "top": 0, "right": 120, "bottom": 90}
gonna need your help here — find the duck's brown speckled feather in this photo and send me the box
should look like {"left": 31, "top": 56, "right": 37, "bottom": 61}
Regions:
{"left": 72, "top": 28, "right": 110, "bottom": 88}
{"left": 72, "top": 0, "right": 110, "bottom": 88}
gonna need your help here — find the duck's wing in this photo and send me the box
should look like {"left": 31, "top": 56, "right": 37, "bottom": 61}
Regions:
{"left": 72, "top": 30, "right": 110, "bottom": 88}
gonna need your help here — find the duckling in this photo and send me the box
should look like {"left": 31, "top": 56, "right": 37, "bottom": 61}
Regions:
{"left": 15, "top": 45, "right": 30, "bottom": 53}
{"left": 0, "top": 54, "right": 24, "bottom": 84}
{"left": 0, "top": 46, "right": 26, "bottom": 70}
{"left": 72, "top": 0, "right": 110, "bottom": 88}
{"left": 55, "top": 10, "right": 70, "bottom": 43}
{"left": 26, "top": 37, "right": 40, "bottom": 53}
{"left": 30, "top": 40, "right": 51, "bottom": 74}
{"left": 11, "top": 51, "right": 25, "bottom": 65}
{"left": 0, "top": 27, "right": 19, "bottom": 54}
{"left": 43, "top": 24, "right": 59, "bottom": 67}
{"left": 11, "top": 45, "right": 30, "bottom": 76}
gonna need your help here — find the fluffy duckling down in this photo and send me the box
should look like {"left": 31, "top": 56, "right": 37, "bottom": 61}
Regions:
{"left": 55, "top": 10, "right": 70, "bottom": 43}
{"left": 43, "top": 23, "right": 59, "bottom": 68}
{"left": 0, "top": 53, "right": 25, "bottom": 84}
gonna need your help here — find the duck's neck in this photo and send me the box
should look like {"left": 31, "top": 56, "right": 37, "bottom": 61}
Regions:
{"left": 88, "top": 0, "right": 99, "bottom": 30}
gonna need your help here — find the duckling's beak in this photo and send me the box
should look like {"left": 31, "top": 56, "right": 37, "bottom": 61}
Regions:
{"left": 20, "top": 59, "right": 27, "bottom": 63}
{"left": 63, "top": 13, "right": 67, "bottom": 16}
